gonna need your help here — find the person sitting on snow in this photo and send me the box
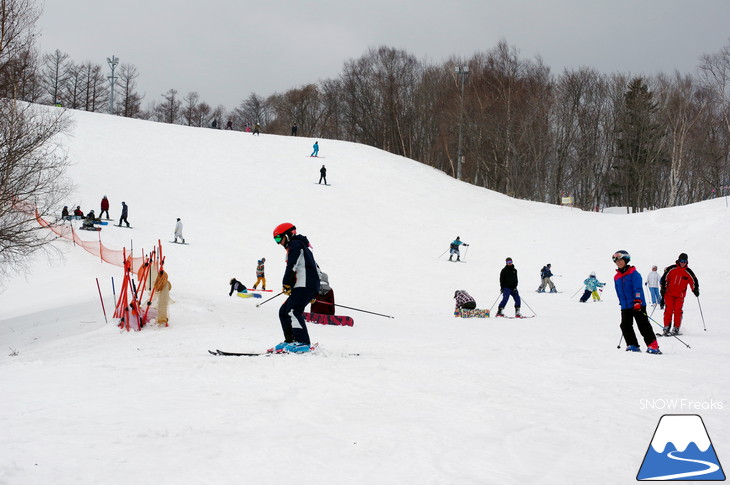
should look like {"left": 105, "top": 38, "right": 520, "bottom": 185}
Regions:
{"left": 454, "top": 290, "right": 477, "bottom": 310}
{"left": 229, "top": 278, "right": 248, "bottom": 296}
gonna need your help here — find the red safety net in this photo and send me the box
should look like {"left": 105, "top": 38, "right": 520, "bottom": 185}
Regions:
{"left": 32, "top": 207, "right": 145, "bottom": 272}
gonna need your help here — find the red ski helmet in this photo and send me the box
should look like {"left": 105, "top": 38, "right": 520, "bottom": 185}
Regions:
{"left": 273, "top": 223, "right": 296, "bottom": 243}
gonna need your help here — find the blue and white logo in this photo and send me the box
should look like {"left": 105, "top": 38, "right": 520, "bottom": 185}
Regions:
{"left": 637, "top": 414, "right": 725, "bottom": 481}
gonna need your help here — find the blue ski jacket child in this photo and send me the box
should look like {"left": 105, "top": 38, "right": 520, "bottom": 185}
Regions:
{"left": 613, "top": 265, "right": 646, "bottom": 310}
{"left": 584, "top": 276, "right": 605, "bottom": 292}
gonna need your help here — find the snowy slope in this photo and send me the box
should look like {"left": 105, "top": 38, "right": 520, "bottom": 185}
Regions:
{"left": 0, "top": 108, "right": 728, "bottom": 485}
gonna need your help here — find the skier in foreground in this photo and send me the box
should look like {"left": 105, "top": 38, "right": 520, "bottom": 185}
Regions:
{"left": 271, "top": 222, "right": 320, "bottom": 353}
{"left": 612, "top": 250, "right": 661, "bottom": 354}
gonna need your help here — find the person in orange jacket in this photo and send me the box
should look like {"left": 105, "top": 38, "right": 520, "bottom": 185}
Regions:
{"left": 660, "top": 252, "right": 699, "bottom": 336}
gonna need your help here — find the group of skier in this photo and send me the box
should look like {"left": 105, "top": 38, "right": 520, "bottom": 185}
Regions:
{"left": 449, "top": 238, "right": 701, "bottom": 355}
{"left": 61, "top": 196, "right": 130, "bottom": 228}
{"left": 612, "top": 250, "right": 700, "bottom": 355}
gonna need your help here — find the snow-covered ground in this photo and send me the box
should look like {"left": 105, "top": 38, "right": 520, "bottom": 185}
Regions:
{"left": 1, "top": 108, "right": 728, "bottom": 485}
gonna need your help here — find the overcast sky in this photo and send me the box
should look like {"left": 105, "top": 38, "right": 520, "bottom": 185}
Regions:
{"left": 37, "top": 0, "right": 730, "bottom": 110}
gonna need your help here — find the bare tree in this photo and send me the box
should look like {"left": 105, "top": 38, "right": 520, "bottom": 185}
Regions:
{"left": 40, "top": 49, "right": 69, "bottom": 106}
{"left": 117, "top": 63, "right": 143, "bottom": 118}
{"left": 0, "top": 99, "right": 71, "bottom": 280}
{"left": 0, "top": 0, "right": 41, "bottom": 98}
{"left": 154, "top": 89, "right": 181, "bottom": 124}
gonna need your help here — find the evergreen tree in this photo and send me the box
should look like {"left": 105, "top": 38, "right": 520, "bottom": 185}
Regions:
{"left": 612, "top": 78, "right": 665, "bottom": 212}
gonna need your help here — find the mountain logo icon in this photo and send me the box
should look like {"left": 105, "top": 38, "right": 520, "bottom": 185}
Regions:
{"left": 637, "top": 414, "right": 725, "bottom": 481}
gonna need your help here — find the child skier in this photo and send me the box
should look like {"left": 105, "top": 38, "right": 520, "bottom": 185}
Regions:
{"left": 271, "top": 222, "right": 320, "bottom": 353}
{"left": 579, "top": 272, "right": 605, "bottom": 302}
{"left": 612, "top": 250, "right": 661, "bottom": 354}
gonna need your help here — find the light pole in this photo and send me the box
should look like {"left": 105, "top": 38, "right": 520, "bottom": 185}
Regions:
{"left": 455, "top": 65, "right": 469, "bottom": 181}
{"left": 107, "top": 55, "right": 119, "bottom": 115}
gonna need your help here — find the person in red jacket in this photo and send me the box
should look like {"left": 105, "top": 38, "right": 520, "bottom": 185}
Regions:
{"left": 660, "top": 252, "right": 699, "bottom": 336}
{"left": 100, "top": 195, "right": 110, "bottom": 219}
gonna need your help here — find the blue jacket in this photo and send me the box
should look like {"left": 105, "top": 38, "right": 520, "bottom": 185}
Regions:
{"left": 614, "top": 265, "right": 646, "bottom": 310}
{"left": 583, "top": 276, "right": 605, "bottom": 292}
{"left": 283, "top": 234, "right": 321, "bottom": 292}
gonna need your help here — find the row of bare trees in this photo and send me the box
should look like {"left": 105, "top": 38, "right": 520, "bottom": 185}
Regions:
{"left": 3, "top": 0, "right": 729, "bottom": 210}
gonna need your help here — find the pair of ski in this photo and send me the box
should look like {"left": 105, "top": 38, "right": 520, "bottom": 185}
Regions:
{"left": 209, "top": 342, "right": 320, "bottom": 357}
{"left": 494, "top": 314, "right": 535, "bottom": 319}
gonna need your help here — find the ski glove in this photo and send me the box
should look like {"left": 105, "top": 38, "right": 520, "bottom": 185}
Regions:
{"left": 693, "top": 288, "right": 700, "bottom": 297}
{"left": 282, "top": 285, "right": 292, "bottom": 295}
{"left": 659, "top": 298, "right": 665, "bottom": 310}
{"left": 633, "top": 299, "right": 642, "bottom": 311}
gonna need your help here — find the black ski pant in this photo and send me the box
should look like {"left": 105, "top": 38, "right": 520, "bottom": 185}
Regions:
{"left": 620, "top": 307, "right": 656, "bottom": 347}
{"left": 318, "top": 175, "right": 327, "bottom": 184}
{"left": 119, "top": 215, "right": 129, "bottom": 227}
{"left": 279, "top": 287, "right": 316, "bottom": 345}
{"left": 100, "top": 209, "right": 109, "bottom": 219}
{"left": 579, "top": 289, "right": 592, "bottom": 302}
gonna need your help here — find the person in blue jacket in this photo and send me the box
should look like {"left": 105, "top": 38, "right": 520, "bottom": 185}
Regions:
{"left": 612, "top": 250, "right": 661, "bottom": 354}
{"left": 448, "top": 236, "right": 469, "bottom": 261}
{"left": 579, "top": 272, "right": 605, "bottom": 302}
{"left": 311, "top": 141, "right": 319, "bottom": 157}
{"left": 271, "top": 222, "right": 320, "bottom": 353}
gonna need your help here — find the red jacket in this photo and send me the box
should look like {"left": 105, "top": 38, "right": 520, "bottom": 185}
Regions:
{"left": 101, "top": 197, "right": 110, "bottom": 210}
{"left": 660, "top": 265, "right": 698, "bottom": 298}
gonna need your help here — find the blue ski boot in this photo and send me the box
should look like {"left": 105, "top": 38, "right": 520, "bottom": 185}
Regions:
{"left": 626, "top": 345, "right": 641, "bottom": 352}
{"left": 283, "top": 342, "right": 311, "bottom": 353}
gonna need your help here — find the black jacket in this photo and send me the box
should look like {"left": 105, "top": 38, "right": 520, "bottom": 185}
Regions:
{"left": 500, "top": 265, "right": 518, "bottom": 290}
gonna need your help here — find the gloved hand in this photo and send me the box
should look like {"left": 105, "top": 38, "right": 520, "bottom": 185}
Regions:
{"left": 282, "top": 285, "right": 292, "bottom": 295}
{"left": 659, "top": 298, "right": 665, "bottom": 310}
{"left": 693, "top": 288, "right": 700, "bottom": 297}
{"left": 644, "top": 282, "right": 647, "bottom": 286}
{"left": 633, "top": 299, "right": 642, "bottom": 311}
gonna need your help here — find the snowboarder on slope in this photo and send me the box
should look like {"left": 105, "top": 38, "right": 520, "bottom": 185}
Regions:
{"left": 612, "top": 250, "right": 660, "bottom": 354}
{"left": 119, "top": 201, "right": 130, "bottom": 227}
{"left": 497, "top": 257, "right": 521, "bottom": 317}
{"left": 174, "top": 218, "right": 184, "bottom": 243}
{"left": 448, "top": 236, "right": 469, "bottom": 262}
{"left": 100, "top": 196, "right": 110, "bottom": 219}
{"left": 311, "top": 141, "right": 319, "bottom": 157}
{"left": 659, "top": 252, "right": 699, "bottom": 336}
{"left": 310, "top": 271, "right": 335, "bottom": 315}
{"left": 252, "top": 258, "right": 266, "bottom": 290}
{"left": 271, "top": 222, "right": 320, "bottom": 353}
{"left": 318, "top": 165, "right": 327, "bottom": 184}
{"left": 229, "top": 278, "right": 248, "bottom": 296}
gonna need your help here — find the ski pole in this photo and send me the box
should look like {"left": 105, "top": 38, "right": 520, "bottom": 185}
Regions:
{"left": 96, "top": 278, "right": 108, "bottom": 324}
{"left": 462, "top": 245, "right": 469, "bottom": 262}
{"left": 437, "top": 248, "right": 449, "bottom": 259}
{"left": 616, "top": 334, "right": 624, "bottom": 349}
{"left": 645, "top": 312, "right": 691, "bottom": 348}
{"left": 519, "top": 294, "right": 538, "bottom": 317}
{"left": 326, "top": 301, "right": 394, "bottom": 319}
{"left": 697, "top": 297, "right": 707, "bottom": 331}
{"left": 256, "top": 291, "right": 284, "bottom": 307}
{"left": 570, "top": 285, "right": 584, "bottom": 300}
{"left": 489, "top": 291, "right": 502, "bottom": 313}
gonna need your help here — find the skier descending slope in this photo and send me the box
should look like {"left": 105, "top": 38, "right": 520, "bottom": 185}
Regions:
{"left": 612, "top": 250, "right": 661, "bottom": 354}
{"left": 271, "top": 223, "right": 320, "bottom": 353}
